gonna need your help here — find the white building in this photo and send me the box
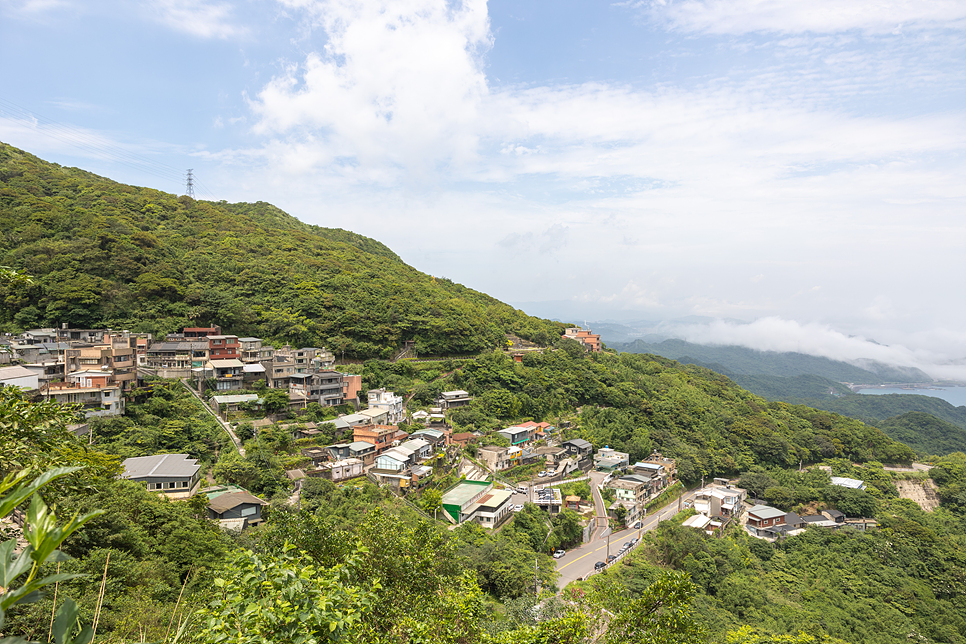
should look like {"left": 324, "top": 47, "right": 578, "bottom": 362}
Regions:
{"left": 367, "top": 388, "right": 404, "bottom": 424}
{"left": 0, "top": 365, "right": 39, "bottom": 390}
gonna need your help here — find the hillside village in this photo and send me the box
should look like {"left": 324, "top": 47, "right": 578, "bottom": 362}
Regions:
{"left": 1, "top": 322, "right": 889, "bottom": 560}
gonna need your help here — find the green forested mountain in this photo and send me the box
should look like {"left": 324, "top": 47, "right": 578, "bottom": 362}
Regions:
{"left": 364, "top": 346, "right": 917, "bottom": 477}
{"left": 0, "top": 143, "right": 563, "bottom": 357}
{"left": 728, "top": 373, "right": 854, "bottom": 399}
{"left": 874, "top": 412, "right": 966, "bottom": 456}
{"left": 611, "top": 338, "right": 931, "bottom": 384}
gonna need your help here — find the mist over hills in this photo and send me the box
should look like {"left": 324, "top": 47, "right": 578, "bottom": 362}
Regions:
{"left": 608, "top": 338, "right": 932, "bottom": 384}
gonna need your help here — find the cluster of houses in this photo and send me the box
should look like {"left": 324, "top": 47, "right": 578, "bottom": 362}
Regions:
{"left": 146, "top": 326, "right": 365, "bottom": 410}
{"left": 118, "top": 453, "right": 268, "bottom": 531}
{"left": 602, "top": 453, "right": 677, "bottom": 525}
{"left": 0, "top": 326, "right": 146, "bottom": 418}
{"left": 0, "top": 325, "right": 373, "bottom": 418}
{"left": 680, "top": 476, "right": 878, "bottom": 539}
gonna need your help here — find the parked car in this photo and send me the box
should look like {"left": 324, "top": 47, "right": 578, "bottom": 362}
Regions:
{"left": 607, "top": 554, "right": 617, "bottom": 563}
{"left": 553, "top": 550, "right": 566, "bottom": 559}
{"left": 513, "top": 504, "right": 524, "bottom": 512}
{"left": 630, "top": 537, "right": 639, "bottom": 545}
{"left": 594, "top": 561, "right": 606, "bottom": 570}
{"left": 538, "top": 471, "right": 547, "bottom": 477}
{"left": 632, "top": 521, "right": 642, "bottom": 529}
{"left": 517, "top": 486, "right": 527, "bottom": 494}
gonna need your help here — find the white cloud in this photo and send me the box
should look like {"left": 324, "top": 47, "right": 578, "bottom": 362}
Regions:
{"left": 250, "top": 0, "right": 490, "bottom": 179}
{"left": 641, "top": 0, "right": 966, "bottom": 34}
{"left": 666, "top": 317, "right": 966, "bottom": 380}
{"left": 147, "top": 0, "right": 244, "bottom": 39}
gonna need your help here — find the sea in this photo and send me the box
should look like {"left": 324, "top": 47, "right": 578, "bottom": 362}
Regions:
{"left": 857, "top": 385, "right": 966, "bottom": 408}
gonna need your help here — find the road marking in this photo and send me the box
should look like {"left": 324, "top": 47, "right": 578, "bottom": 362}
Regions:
{"left": 558, "top": 542, "right": 610, "bottom": 571}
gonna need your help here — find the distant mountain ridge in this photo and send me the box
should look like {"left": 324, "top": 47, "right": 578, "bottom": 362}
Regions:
{"left": 0, "top": 142, "right": 564, "bottom": 357}
{"left": 609, "top": 338, "right": 931, "bottom": 384}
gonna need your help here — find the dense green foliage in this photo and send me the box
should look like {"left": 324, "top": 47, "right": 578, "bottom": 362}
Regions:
{"left": 0, "top": 143, "right": 564, "bottom": 357}
{"left": 729, "top": 374, "right": 854, "bottom": 400}
{"left": 365, "top": 348, "right": 916, "bottom": 480}
{"left": 876, "top": 412, "right": 966, "bottom": 456}
{"left": 801, "top": 393, "right": 966, "bottom": 433}
{"left": 88, "top": 381, "right": 229, "bottom": 466}
{"left": 589, "top": 495, "right": 966, "bottom": 644}
{"left": 611, "top": 339, "right": 930, "bottom": 384}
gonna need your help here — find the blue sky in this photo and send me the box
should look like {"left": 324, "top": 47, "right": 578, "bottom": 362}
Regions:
{"left": 2, "top": 0, "right": 965, "bottom": 375}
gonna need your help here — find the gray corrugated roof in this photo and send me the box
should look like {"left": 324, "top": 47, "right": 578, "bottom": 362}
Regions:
{"left": 565, "top": 438, "right": 592, "bottom": 449}
{"left": 122, "top": 454, "right": 200, "bottom": 479}
{"left": 208, "top": 491, "right": 267, "bottom": 513}
{"left": 0, "top": 365, "right": 36, "bottom": 380}
{"left": 749, "top": 504, "right": 786, "bottom": 520}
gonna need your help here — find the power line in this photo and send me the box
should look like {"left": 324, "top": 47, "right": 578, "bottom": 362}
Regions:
{"left": 185, "top": 169, "right": 195, "bottom": 198}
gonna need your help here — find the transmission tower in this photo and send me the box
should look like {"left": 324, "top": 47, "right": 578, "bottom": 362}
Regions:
{"left": 185, "top": 169, "right": 195, "bottom": 198}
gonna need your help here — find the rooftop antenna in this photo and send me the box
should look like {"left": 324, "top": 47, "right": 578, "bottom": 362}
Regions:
{"left": 185, "top": 169, "right": 195, "bottom": 198}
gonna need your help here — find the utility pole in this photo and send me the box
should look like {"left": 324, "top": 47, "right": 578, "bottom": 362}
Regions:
{"left": 185, "top": 169, "right": 195, "bottom": 198}
{"left": 534, "top": 558, "right": 538, "bottom": 595}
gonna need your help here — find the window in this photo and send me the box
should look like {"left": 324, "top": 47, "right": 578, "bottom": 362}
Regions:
{"left": 241, "top": 506, "right": 257, "bottom": 517}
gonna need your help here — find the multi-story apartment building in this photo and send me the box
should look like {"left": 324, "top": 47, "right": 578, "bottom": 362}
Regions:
{"left": 75, "top": 342, "right": 136, "bottom": 391}
{"left": 288, "top": 370, "right": 345, "bottom": 407}
{"left": 146, "top": 341, "right": 210, "bottom": 372}
{"left": 367, "top": 388, "right": 404, "bottom": 424}
{"left": 43, "top": 378, "right": 124, "bottom": 418}
{"left": 352, "top": 424, "right": 398, "bottom": 454}
{"left": 238, "top": 337, "right": 275, "bottom": 363}
{"left": 206, "top": 359, "right": 244, "bottom": 391}
{"left": 207, "top": 335, "right": 240, "bottom": 360}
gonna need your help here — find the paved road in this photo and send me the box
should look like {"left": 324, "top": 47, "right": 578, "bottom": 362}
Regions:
{"left": 554, "top": 485, "right": 698, "bottom": 589}
{"left": 181, "top": 379, "right": 246, "bottom": 456}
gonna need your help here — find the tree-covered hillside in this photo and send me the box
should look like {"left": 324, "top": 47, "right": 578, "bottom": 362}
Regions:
{"left": 0, "top": 143, "right": 564, "bottom": 357}
{"left": 875, "top": 412, "right": 966, "bottom": 456}
{"left": 365, "top": 345, "right": 916, "bottom": 478}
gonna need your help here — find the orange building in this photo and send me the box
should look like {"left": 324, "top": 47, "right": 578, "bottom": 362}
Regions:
{"left": 561, "top": 327, "right": 602, "bottom": 352}
{"left": 352, "top": 424, "right": 398, "bottom": 454}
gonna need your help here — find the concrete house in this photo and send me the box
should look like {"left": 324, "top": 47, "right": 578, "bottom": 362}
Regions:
{"left": 399, "top": 438, "right": 432, "bottom": 460}
{"left": 562, "top": 439, "right": 593, "bottom": 458}
{"left": 316, "top": 458, "right": 364, "bottom": 482}
{"left": 122, "top": 454, "right": 201, "bottom": 499}
{"left": 440, "top": 480, "right": 512, "bottom": 527}
{"left": 498, "top": 425, "right": 533, "bottom": 446}
{"left": 0, "top": 365, "right": 39, "bottom": 390}
{"left": 367, "top": 388, "right": 405, "bottom": 424}
{"left": 437, "top": 390, "right": 472, "bottom": 410}
{"left": 561, "top": 327, "right": 602, "bottom": 352}
{"left": 207, "top": 335, "right": 240, "bottom": 360}
{"left": 353, "top": 424, "right": 398, "bottom": 454}
{"left": 206, "top": 359, "right": 244, "bottom": 391}
{"left": 203, "top": 486, "right": 267, "bottom": 530}
{"left": 694, "top": 483, "right": 746, "bottom": 520}
{"left": 608, "top": 476, "right": 648, "bottom": 505}
{"left": 594, "top": 447, "right": 630, "bottom": 472}
{"left": 44, "top": 380, "right": 124, "bottom": 418}
{"left": 747, "top": 505, "right": 787, "bottom": 533}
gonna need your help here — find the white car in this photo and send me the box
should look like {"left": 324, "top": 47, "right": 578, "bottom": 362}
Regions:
{"left": 553, "top": 550, "right": 566, "bottom": 559}
{"left": 537, "top": 471, "right": 547, "bottom": 477}
{"left": 513, "top": 504, "right": 524, "bottom": 511}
